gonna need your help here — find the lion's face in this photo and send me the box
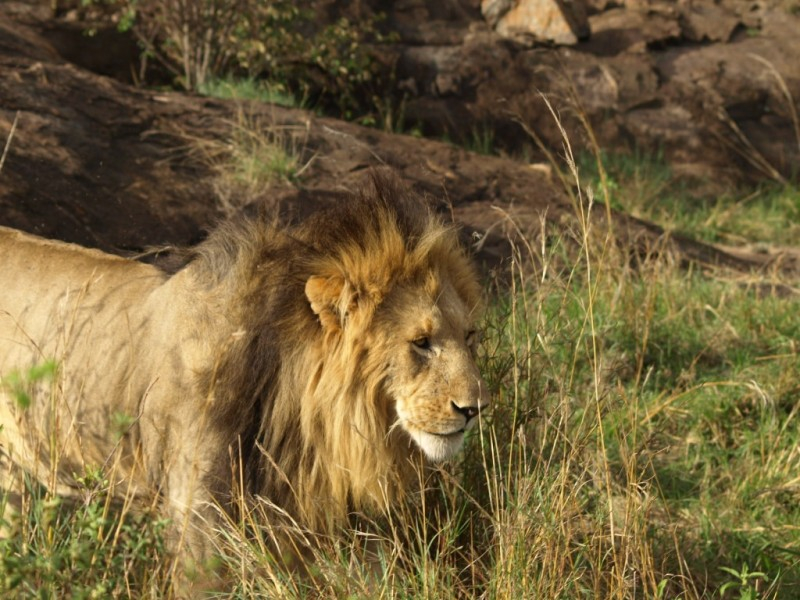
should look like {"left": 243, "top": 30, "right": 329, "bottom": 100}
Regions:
{"left": 376, "top": 277, "right": 489, "bottom": 463}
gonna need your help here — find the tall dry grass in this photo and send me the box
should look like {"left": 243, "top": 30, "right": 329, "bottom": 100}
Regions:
{"left": 2, "top": 96, "right": 799, "bottom": 598}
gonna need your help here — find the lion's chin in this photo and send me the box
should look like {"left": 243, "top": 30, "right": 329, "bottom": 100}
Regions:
{"left": 407, "top": 429, "right": 465, "bottom": 463}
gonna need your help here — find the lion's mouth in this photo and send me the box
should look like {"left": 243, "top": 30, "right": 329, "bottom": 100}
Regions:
{"left": 403, "top": 425, "right": 467, "bottom": 462}
{"left": 430, "top": 428, "right": 465, "bottom": 439}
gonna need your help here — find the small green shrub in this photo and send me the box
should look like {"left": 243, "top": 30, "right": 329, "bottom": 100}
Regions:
{"left": 180, "top": 107, "right": 308, "bottom": 216}
{"left": 0, "top": 472, "right": 169, "bottom": 597}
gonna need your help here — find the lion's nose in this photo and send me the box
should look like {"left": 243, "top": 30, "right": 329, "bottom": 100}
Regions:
{"left": 451, "top": 402, "right": 481, "bottom": 422}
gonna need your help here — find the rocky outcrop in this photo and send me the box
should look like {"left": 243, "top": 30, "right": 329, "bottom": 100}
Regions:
{"left": 0, "top": 4, "right": 566, "bottom": 270}
{"left": 8, "top": 0, "right": 799, "bottom": 186}
{"left": 381, "top": 0, "right": 800, "bottom": 185}
{"left": 0, "top": 1, "right": 795, "bottom": 278}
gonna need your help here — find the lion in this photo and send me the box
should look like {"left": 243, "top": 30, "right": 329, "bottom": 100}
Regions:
{"left": 0, "top": 172, "right": 488, "bottom": 569}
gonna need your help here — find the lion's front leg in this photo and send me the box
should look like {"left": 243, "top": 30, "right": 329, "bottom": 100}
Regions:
{"left": 138, "top": 402, "right": 236, "bottom": 588}
{"left": 169, "top": 445, "right": 238, "bottom": 594}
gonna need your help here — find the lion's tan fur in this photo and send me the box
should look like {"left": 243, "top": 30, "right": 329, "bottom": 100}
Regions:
{"left": 0, "top": 173, "right": 485, "bottom": 558}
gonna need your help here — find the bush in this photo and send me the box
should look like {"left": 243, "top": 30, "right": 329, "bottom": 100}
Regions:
{"left": 83, "top": 0, "right": 391, "bottom": 116}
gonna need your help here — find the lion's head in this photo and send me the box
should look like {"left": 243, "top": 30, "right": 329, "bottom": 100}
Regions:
{"left": 302, "top": 221, "right": 488, "bottom": 465}
{"left": 352, "top": 272, "right": 486, "bottom": 464}
{"left": 305, "top": 178, "right": 488, "bottom": 461}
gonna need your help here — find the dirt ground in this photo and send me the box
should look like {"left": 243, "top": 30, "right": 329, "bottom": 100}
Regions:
{"left": 0, "top": 1, "right": 797, "bottom": 280}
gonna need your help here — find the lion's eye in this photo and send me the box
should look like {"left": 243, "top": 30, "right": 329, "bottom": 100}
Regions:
{"left": 412, "top": 336, "right": 431, "bottom": 351}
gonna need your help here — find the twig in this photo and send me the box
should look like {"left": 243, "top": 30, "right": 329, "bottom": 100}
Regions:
{"left": 749, "top": 53, "right": 800, "bottom": 155}
{"left": 716, "top": 106, "right": 788, "bottom": 184}
{"left": 0, "top": 111, "right": 20, "bottom": 174}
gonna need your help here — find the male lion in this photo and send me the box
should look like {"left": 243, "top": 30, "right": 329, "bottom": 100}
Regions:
{"left": 0, "top": 173, "right": 488, "bottom": 568}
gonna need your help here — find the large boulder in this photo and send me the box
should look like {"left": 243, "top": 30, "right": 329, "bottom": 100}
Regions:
{"left": 481, "top": 0, "right": 590, "bottom": 45}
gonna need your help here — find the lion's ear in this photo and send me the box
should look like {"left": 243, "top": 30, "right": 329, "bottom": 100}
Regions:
{"left": 305, "top": 275, "right": 352, "bottom": 331}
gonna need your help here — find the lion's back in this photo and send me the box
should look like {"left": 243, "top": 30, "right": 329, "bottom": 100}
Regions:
{"left": 0, "top": 226, "right": 165, "bottom": 364}
{"left": 0, "top": 226, "right": 171, "bottom": 481}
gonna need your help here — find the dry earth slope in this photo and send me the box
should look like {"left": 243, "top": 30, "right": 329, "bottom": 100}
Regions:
{"left": 0, "top": 4, "right": 795, "bottom": 280}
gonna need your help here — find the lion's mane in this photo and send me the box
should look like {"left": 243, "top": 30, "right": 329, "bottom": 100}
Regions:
{"left": 195, "top": 174, "right": 482, "bottom": 531}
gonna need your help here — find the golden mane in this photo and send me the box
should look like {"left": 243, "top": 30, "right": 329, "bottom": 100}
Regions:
{"left": 194, "top": 173, "right": 483, "bottom": 531}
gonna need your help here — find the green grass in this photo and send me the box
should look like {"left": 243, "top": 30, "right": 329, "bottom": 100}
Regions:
{"left": 2, "top": 151, "right": 799, "bottom": 598}
{"left": 0, "top": 472, "right": 169, "bottom": 597}
{"left": 579, "top": 150, "right": 800, "bottom": 246}
{"left": 486, "top": 231, "right": 800, "bottom": 597}
{"left": 197, "top": 77, "right": 301, "bottom": 108}
{"left": 184, "top": 106, "right": 309, "bottom": 216}
{"left": 224, "top": 121, "right": 299, "bottom": 188}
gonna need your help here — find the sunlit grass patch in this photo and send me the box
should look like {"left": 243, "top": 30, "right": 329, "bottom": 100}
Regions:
{"left": 580, "top": 151, "right": 800, "bottom": 247}
{"left": 198, "top": 77, "right": 300, "bottom": 108}
{"left": 180, "top": 107, "right": 312, "bottom": 216}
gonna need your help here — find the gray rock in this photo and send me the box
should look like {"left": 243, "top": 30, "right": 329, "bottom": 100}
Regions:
{"left": 680, "top": 3, "right": 742, "bottom": 42}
